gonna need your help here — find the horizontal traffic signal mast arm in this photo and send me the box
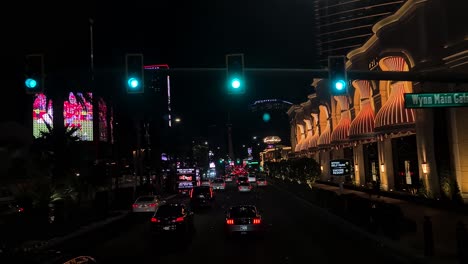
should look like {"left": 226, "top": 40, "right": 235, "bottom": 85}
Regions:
{"left": 145, "top": 68, "right": 468, "bottom": 83}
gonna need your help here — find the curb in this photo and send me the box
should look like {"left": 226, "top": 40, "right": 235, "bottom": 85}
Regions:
{"left": 270, "top": 181, "right": 456, "bottom": 264}
{"left": 33, "top": 211, "right": 130, "bottom": 252}
{"left": 22, "top": 193, "right": 179, "bottom": 252}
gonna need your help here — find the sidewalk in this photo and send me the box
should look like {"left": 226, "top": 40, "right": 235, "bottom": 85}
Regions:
{"left": 18, "top": 193, "right": 178, "bottom": 252}
{"left": 313, "top": 183, "right": 468, "bottom": 263}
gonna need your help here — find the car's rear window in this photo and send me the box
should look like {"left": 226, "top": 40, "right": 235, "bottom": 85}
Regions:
{"left": 257, "top": 178, "right": 266, "bottom": 181}
{"left": 229, "top": 206, "right": 257, "bottom": 218}
{"left": 238, "top": 177, "right": 247, "bottom": 181}
{"left": 156, "top": 205, "right": 183, "bottom": 217}
{"left": 239, "top": 182, "right": 250, "bottom": 186}
{"left": 213, "top": 179, "right": 224, "bottom": 183}
{"left": 136, "top": 196, "right": 155, "bottom": 202}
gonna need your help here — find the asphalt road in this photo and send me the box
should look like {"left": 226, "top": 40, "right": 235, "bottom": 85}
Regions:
{"left": 55, "top": 182, "right": 411, "bottom": 264}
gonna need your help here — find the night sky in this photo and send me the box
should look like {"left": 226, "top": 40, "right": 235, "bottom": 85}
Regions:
{"left": 5, "top": 0, "right": 318, "bottom": 150}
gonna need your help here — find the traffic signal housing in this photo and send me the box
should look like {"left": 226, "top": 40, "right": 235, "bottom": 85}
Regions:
{"left": 125, "top": 53, "right": 144, "bottom": 94}
{"left": 328, "top": 56, "right": 348, "bottom": 96}
{"left": 226, "top": 54, "right": 245, "bottom": 94}
{"left": 24, "top": 54, "right": 44, "bottom": 94}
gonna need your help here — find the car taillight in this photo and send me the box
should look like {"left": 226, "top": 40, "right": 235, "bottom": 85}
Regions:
{"left": 190, "top": 189, "right": 193, "bottom": 198}
{"left": 210, "top": 188, "right": 213, "bottom": 198}
{"left": 253, "top": 218, "right": 261, "bottom": 224}
{"left": 226, "top": 219, "right": 234, "bottom": 225}
{"left": 151, "top": 217, "right": 159, "bottom": 223}
{"left": 249, "top": 185, "right": 252, "bottom": 189}
{"left": 149, "top": 203, "right": 157, "bottom": 207}
{"left": 132, "top": 204, "right": 138, "bottom": 208}
{"left": 174, "top": 217, "right": 184, "bottom": 222}
{"left": 18, "top": 207, "right": 24, "bottom": 213}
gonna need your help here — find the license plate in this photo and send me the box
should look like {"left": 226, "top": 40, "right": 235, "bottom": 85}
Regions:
{"left": 240, "top": 225, "right": 247, "bottom": 231}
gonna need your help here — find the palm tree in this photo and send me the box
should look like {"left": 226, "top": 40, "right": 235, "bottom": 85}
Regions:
{"left": 31, "top": 122, "right": 82, "bottom": 205}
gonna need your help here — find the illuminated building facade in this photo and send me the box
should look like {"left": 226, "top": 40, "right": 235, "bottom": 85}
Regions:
{"left": 314, "top": 0, "right": 407, "bottom": 66}
{"left": 291, "top": 0, "right": 468, "bottom": 202}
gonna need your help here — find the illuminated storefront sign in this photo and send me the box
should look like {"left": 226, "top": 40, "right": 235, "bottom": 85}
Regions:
{"left": 263, "top": 136, "right": 281, "bottom": 144}
{"left": 404, "top": 92, "right": 468, "bottom": 108}
{"left": 330, "top": 159, "right": 351, "bottom": 176}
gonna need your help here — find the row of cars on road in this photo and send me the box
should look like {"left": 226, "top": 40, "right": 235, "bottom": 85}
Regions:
{"left": 131, "top": 176, "right": 268, "bottom": 238}
{"left": 149, "top": 202, "right": 264, "bottom": 238}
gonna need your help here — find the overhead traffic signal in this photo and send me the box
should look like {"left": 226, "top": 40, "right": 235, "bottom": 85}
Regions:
{"left": 125, "top": 53, "right": 144, "bottom": 94}
{"left": 226, "top": 54, "right": 245, "bottom": 94}
{"left": 24, "top": 54, "right": 44, "bottom": 94}
{"left": 328, "top": 56, "right": 348, "bottom": 96}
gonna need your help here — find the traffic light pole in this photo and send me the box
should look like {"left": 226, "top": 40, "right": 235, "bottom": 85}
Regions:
{"left": 150, "top": 68, "right": 468, "bottom": 83}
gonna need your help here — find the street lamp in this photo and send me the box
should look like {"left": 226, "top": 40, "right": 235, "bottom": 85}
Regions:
{"left": 253, "top": 136, "right": 257, "bottom": 140}
{"left": 175, "top": 117, "right": 181, "bottom": 123}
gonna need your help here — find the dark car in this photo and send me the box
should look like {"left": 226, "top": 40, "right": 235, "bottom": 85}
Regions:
{"left": 225, "top": 205, "right": 264, "bottom": 236}
{"left": 150, "top": 203, "right": 194, "bottom": 235}
{"left": 189, "top": 186, "right": 214, "bottom": 208}
{"left": 236, "top": 176, "right": 248, "bottom": 185}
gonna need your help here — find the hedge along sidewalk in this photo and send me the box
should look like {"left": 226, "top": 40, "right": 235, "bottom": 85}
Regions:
{"left": 270, "top": 177, "right": 463, "bottom": 264}
{"left": 313, "top": 183, "right": 468, "bottom": 263}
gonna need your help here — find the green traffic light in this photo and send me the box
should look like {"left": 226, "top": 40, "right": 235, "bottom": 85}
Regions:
{"left": 231, "top": 78, "right": 241, "bottom": 89}
{"left": 25, "top": 78, "right": 37, "bottom": 89}
{"left": 128, "top": 77, "right": 140, "bottom": 89}
{"left": 334, "top": 80, "right": 346, "bottom": 91}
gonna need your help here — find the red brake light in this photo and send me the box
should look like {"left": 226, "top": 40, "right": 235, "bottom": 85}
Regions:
{"left": 175, "top": 217, "right": 184, "bottom": 222}
{"left": 18, "top": 207, "right": 24, "bottom": 213}
{"left": 226, "top": 219, "right": 234, "bottom": 225}
{"left": 253, "top": 218, "right": 261, "bottom": 224}
{"left": 189, "top": 189, "right": 193, "bottom": 198}
{"left": 210, "top": 188, "right": 213, "bottom": 198}
{"left": 149, "top": 203, "right": 157, "bottom": 207}
{"left": 132, "top": 204, "right": 138, "bottom": 208}
{"left": 151, "top": 217, "right": 159, "bottom": 223}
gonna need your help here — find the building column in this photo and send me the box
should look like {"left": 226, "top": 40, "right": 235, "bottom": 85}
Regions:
{"left": 415, "top": 108, "right": 440, "bottom": 198}
{"left": 320, "top": 150, "right": 331, "bottom": 181}
{"left": 290, "top": 124, "right": 297, "bottom": 150}
{"left": 378, "top": 138, "right": 394, "bottom": 191}
{"left": 449, "top": 107, "right": 468, "bottom": 202}
{"left": 354, "top": 144, "right": 365, "bottom": 186}
{"left": 331, "top": 147, "right": 344, "bottom": 160}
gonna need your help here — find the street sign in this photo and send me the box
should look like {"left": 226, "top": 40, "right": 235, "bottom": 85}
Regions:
{"left": 330, "top": 159, "right": 351, "bottom": 176}
{"left": 404, "top": 92, "right": 468, "bottom": 108}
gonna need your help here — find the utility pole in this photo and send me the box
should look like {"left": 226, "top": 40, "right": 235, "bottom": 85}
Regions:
{"left": 135, "top": 119, "right": 143, "bottom": 187}
{"left": 226, "top": 112, "right": 235, "bottom": 160}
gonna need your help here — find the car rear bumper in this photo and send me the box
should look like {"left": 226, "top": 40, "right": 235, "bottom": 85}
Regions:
{"left": 151, "top": 223, "right": 187, "bottom": 234}
{"left": 132, "top": 207, "right": 156, "bottom": 213}
{"left": 225, "top": 224, "right": 263, "bottom": 234}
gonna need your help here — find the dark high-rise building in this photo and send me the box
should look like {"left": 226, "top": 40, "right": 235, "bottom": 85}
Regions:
{"left": 314, "top": 0, "right": 407, "bottom": 66}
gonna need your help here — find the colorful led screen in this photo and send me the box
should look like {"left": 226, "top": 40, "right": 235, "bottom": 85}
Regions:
{"left": 64, "top": 92, "right": 93, "bottom": 141}
{"left": 98, "top": 98, "right": 108, "bottom": 142}
{"left": 32, "top": 93, "right": 53, "bottom": 138}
